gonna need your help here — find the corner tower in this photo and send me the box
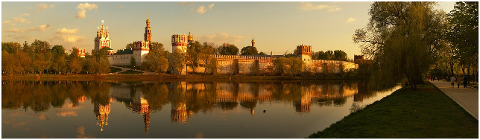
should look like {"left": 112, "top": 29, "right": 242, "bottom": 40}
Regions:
{"left": 297, "top": 44, "right": 312, "bottom": 68}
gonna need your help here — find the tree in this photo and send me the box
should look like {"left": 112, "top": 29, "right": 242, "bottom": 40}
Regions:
{"left": 2, "top": 42, "right": 22, "bottom": 53}
{"left": 447, "top": 2, "right": 478, "bottom": 82}
{"left": 51, "top": 45, "right": 66, "bottom": 59}
{"left": 240, "top": 46, "right": 258, "bottom": 55}
{"left": 252, "top": 60, "right": 260, "bottom": 75}
{"left": 187, "top": 41, "right": 202, "bottom": 73}
{"left": 169, "top": 49, "right": 186, "bottom": 75}
{"left": 130, "top": 56, "right": 137, "bottom": 68}
{"left": 258, "top": 52, "right": 267, "bottom": 55}
{"left": 125, "top": 43, "right": 133, "bottom": 50}
{"left": 353, "top": 2, "right": 446, "bottom": 90}
{"left": 143, "top": 42, "right": 169, "bottom": 74}
{"left": 218, "top": 43, "right": 239, "bottom": 55}
{"left": 333, "top": 50, "right": 348, "bottom": 61}
{"left": 2, "top": 50, "right": 14, "bottom": 75}
{"left": 201, "top": 42, "right": 216, "bottom": 74}
{"left": 31, "top": 39, "right": 51, "bottom": 53}
{"left": 68, "top": 48, "right": 83, "bottom": 74}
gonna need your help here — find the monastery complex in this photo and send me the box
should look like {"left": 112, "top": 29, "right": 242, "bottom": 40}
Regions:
{"left": 85, "top": 18, "right": 358, "bottom": 75}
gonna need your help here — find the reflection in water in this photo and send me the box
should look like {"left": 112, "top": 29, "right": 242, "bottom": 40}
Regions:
{"left": 2, "top": 80, "right": 396, "bottom": 138}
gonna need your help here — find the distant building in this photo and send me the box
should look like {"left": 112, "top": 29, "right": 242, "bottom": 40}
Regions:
{"left": 354, "top": 55, "right": 364, "bottom": 62}
{"left": 77, "top": 48, "right": 86, "bottom": 58}
{"left": 94, "top": 20, "right": 113, "bottom": 55}
{"left": 110, "top": 18, "right": 151, "bottom": 66}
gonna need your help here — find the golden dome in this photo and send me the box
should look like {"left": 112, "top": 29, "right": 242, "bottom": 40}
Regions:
{"left": 146, "top": 19, "right": 150, "bottom": 22}
{"left": 188, "top": 34, "right": 194, "bottom": 42}
{"left": 251, "top": 39, "right": 255, "bottom": 42}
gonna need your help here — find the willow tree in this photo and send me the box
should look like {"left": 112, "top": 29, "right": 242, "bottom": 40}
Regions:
{"left": 353, "top": 2, "right": 446, "bottom": 90}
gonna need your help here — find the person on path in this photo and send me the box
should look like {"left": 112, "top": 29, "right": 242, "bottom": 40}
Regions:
{"left": 463, "top": 76, "right": 468, "bottom": 88}
{"left": 450, "top": 76, "right": 456, "bottom": 87}
{"left": 457, "top": 77, "right": 461, "bottom": 88}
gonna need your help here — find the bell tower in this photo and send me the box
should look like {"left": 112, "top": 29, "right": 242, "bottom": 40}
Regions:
{"left": 144, "top": 12, "right": 152, "bottom": 43}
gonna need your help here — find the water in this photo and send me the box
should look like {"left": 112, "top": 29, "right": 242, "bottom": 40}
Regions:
{"left": 2, "top": 80, "right": 400, "bottom": 138}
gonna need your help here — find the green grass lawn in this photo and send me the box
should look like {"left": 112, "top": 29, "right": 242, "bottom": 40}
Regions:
{"left": 118, "top": 70, "right": 144, "bottom": 74}
{"left": 109, "top": 67, "right": 122, "bottom": 73}
{"left": 309, "top": 81, "right": 478, "bottom": 138}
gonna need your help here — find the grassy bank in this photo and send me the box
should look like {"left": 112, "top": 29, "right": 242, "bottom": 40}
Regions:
{"left": 309, "top": 81, "right": 478, "bottom": 138}
{"left": 2, "top": 74, "right": 362, "bottom": 82}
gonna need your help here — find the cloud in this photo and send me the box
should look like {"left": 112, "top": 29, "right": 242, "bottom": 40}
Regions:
{"left": 4, "top": 24, "right": 51, "bottom": 33}
{"left": 76, "top": 126, "right": 95, "bottom": 138}
{"left": 76, "top": 9, "right": 86, "bottom": 18}
{"left": 195, "top": 4, "right": 215, "bottom": 14}
{"left": 199, "top": 33, "right": 244, "bottom": 44}
{"left": 197, "top": 6, "right": 207, "bottom": 14}
{"left": 2, "top": 17, "right": 28, "bottom": 26}
{"left": 118, "top": 6, "right": 123, "bottom": 9}
{"left": 76, "top": 3, "right": 98, "bottom": 18}
{"left": 300, "top": 2, "right": 341, "bottom": 12}
{"left": 13, "top": 35, "right": 36, "bottom": 40}
{"left": 345, "top": 17, "right": 356, "bottom": 22}
{"left": 179, "top": 2, "right": 195, "bottom": 6}
{"left": 55, "top": 28, "right": 79, "bottom": 34}
{"left": 22, "top": 13, "right": 30, "bottom": 16}
{"left": 52, "top": 35, "right": 86, "bottom": 43}
{"left": 208, "top": 4, "right": 214, "bottom": 9}
{"left": 35, "top": 3, "right": 55, "bottom": 12}
{"left": 56, "top": 111, "right": 77, "bottom": 117}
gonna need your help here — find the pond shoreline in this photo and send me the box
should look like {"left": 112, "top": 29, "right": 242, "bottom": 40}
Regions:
{"left": 2, "top": 74, "right": 363, "bottom": 82}
{"left": 308, "top": 81, "right": 478, "bottom": 138}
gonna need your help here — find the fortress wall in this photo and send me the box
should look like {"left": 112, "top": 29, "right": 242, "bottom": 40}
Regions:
{"left": 111, "top": 54, "right": 133, "bottom": 66}
{"left": 183, "top": 54, "right": 357, "bottom": 75}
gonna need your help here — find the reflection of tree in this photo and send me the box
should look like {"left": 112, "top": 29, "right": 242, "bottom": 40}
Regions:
{"left": 217, "top": 101, "right": 238, "bottom": 110}
{"left": 142, "top": 83, "right": 170, "bottom": 112}
{"left": 186, "top": 82, "right": 215, "bottom": 113}
{"left": 85, "top": 81, "right": 111, "bottom": 106}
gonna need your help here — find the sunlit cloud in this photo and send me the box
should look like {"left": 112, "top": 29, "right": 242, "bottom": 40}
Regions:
{"left": 52, "top": 35, "right": 87, "bottom": 43}
{"left": 56, "top": 111, "right": 78, "bottom": 117}
{"left": 5, "top": 24, "right": 51, "bottom": 33}
{"left": 76, "top": 3, "right": 98, "bottom": 18}
{"left": 22, "top": 13, "right": 30, "bottom": 16}
{"left": 208, "top": 4, "right": 214, "bottom": 9}
{"left": 76, "top": 126, "right": 95, "bottom": 138}
{"left": 196, "top": 4, "right": 214, "bottom": 14}
{"left": 13, "top": 34, "right": 36, "bottom": 40}
{"left": 300, "top": 2, "right": 341, "bottom": 12}
{"left": 2, "top": 17, "right": 28, "bottom": 26}
{"left": 35, "top": 3, "right": 55, "bottom": 12}
{"left": 197, "top": 5, "right": 207, "bottom": 14}
{"left": 2, "top": 119, "right": 30, "bottom": 131}
{"left": 55, "top": 28, "right": 79, "bottom": 34}
{"left": 199, "top": 33, "right": 244, "bottom": 44}
{"left": 345, "top": 17, "right": 356, "bottom": 22}
{"left": 179, "top": 2, "right": 195, "bottom": 6}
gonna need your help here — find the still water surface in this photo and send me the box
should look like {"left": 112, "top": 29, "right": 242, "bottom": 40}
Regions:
{"left": 2, "top": 80, "right": 400, "bottom": 138}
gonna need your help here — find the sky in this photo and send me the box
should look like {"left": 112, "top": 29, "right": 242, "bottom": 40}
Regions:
{"left": 2, "top": 1, "right": 457, "bottom": 59}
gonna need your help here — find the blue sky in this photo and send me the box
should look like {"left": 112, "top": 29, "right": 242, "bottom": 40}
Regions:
{"left": 2, "top": 1, "right": 456, "bottom": 59}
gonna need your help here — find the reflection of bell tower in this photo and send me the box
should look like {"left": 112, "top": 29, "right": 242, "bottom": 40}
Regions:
{"left": 295, "top": 91, "right": 311, "bottom": 113}
{"left": 143, "top": 107, "right": 151, "bottom": 135}
{"left": 132, "top": 92, "right": 151, "bottom": 136}
{"left": 93, "top": 97, "right": 113, "bottom": 132}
